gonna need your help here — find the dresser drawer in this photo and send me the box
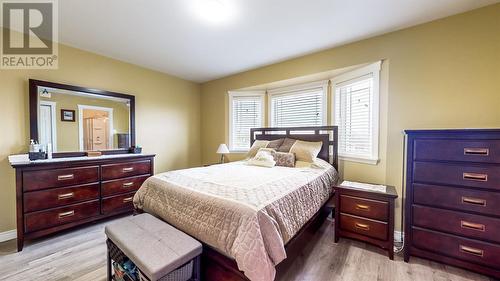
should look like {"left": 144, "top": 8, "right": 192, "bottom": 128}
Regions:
{"left": 24, "top": 183, "right": 99, "bottom": 213}
{"left": 101, "top": 175, "right": 149, "bottom": 197}
{"left": 413, "top": 205, "right": 500, "bottom": 244}
{"left": 340, "top": 213, "right": 387, "bottom": 241}
{"left": 23, "top": 166, "right": 99, "bottom": 191}
{"left": 412, "top": 227, "right": 500, "bottom": 269}
{"left": 101, "top": 160, "right": 151, "bottom": 180}
{"left": 414, "top": 184, "right": 500, "bottom": 217}
{"left": 25, "top": 200, "right": 100, "bottom": 233}
{"left": 414, "top": 139, "right": 500, "bottom": 164}
{"left": 101, "top": 192, "right": 136, "bottom": 214}
{"left": 413, "top": 162, "right": 500, "bottom": 190}
{"left": 340, "top": 195, "right": 388, "bottom": 221}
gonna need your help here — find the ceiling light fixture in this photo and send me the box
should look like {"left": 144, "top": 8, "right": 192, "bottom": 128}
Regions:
{"left": 191, "top": 0, "right": 235, "bottom": 24}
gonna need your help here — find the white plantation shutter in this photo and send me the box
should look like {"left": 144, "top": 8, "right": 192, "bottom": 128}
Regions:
{"left": 332, "top": 62, "right": 381, "bottom": 164}
{"left": 269, "top": 81, "right": 327, "bottom": 127}
{"left": 229, "top": 92, "right": 264, "bottom": 151}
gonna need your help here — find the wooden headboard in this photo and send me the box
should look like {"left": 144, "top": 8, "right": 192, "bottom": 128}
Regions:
{"left": 250, "top": 126, "right": 339, "bottom": 170}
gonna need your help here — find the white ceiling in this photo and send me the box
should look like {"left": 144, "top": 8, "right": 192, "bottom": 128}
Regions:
{"left": 57, "top": 0, "right": 498, "bottom": 82}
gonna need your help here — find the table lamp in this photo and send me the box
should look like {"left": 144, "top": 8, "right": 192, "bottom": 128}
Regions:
{"left": 216, "top": 144, "right": 229, "bottom": 164}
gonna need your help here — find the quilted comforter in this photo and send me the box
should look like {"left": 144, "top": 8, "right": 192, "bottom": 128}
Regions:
{"left": 133, "top": 160, "right": 337, "bottom": 281}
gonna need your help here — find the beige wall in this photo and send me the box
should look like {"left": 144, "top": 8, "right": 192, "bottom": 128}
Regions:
{"left": 0, "top": 30, "right": 201, "bottom": 232}
{"left": 200, "top": 4, "right": 500, "bottom": 231}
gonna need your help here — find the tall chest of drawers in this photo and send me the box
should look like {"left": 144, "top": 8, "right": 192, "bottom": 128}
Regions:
{"left": 12, "top": 154, "right": 155, "bottom": 251}
{"left": 404, "top": 129, "right": 500, "bottom": 278}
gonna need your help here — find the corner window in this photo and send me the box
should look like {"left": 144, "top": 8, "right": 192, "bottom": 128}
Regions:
{"left": 228, "top": 91, "right": 265, "bottom": 152}
{"left": 268, "top": 81, "right": 327, "bottom": 127}
{"left": 331, "top": 62, "right": 381, "bottom": 164}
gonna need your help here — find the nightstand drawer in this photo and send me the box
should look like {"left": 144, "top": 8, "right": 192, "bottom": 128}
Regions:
{"left": 340, "top": 213, "right": 388, "bottom": 241}
{"left": 340, "top": 195, "right": 388, "bottom": 221}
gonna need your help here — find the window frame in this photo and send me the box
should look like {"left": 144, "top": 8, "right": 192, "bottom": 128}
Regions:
{"left": 331, "top": 61, "right": 381, "bottom": 165}
{"left": 228, "top": 90, "right": 266, "bottom": 152}
{"left": 267, "top": 80, "right": 328, "bottom": 127}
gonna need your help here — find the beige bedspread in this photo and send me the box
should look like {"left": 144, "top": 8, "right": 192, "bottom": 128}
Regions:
{"left": 133, "top": 159, "right": 337, "bottom": 281}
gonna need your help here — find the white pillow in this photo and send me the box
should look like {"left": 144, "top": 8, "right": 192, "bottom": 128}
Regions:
{"left": 247, "top": 149, "right": 276, "bottom": 168}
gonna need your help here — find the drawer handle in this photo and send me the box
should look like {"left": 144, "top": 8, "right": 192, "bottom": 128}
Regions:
{"left": 461, "top": 221, "right": 486, "bottom": 232}
{"left": 57, "top": 174, "right": 75, "bottom": 181}
{"left": 123, "top": 197, "right": 133, "bottom": 203}
{"left": 463, "top": 173, "right": 488, "bottom": 182}
{"left": 354, "top": 223, "right": 370, "bottom": 231}
{"left": 355, "top": 204, "right": 371, "bottom": 211}
{"left": 462, "top": 197, "right": 486, "bottom": 207}
{"left": 57, "top": 192, "right": 74, "bottom": 200}
{"left": 122, "top": 167, "right": 134, "bottom": 173}
{"left": 464, "top": 148, "right": 489, "bottom": 156}
{"left": 459, "top": 245, "right": 484, "bottom": 257}
{"left": 58, "top": 210, "right": 75, "bottom": 219}
{"left": 122, "top": 182, "right": 134, "bottom": 188}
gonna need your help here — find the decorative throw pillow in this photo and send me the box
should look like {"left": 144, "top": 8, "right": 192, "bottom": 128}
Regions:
{"left": 247, "top": 148, "right": 276, "bottom": 168}
{"left": 277, "top": 138, "right": 297, "bottom": 152}
{"left": 266, "top": 138, "right": 284, "bottom": 150}
{"left": 290, "top": 140, "right": 323, "bottom": 163}
{"left": 246, "top": 140, "right": 270, "bottom": 159}
{"left": 275, "top": 152, "right": 295, "bottom": 167}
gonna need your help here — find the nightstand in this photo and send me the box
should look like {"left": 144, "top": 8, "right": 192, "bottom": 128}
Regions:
{"left": 334, "top": 183, "right": 398, "bottom": 260}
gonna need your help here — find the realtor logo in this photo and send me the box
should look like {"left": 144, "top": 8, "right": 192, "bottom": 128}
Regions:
{"left": 1, "top": 0, "right": 58, "bottom": 69}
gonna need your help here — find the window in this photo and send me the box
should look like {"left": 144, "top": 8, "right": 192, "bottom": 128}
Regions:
{"left": 331, "top": 61, "right": 381, "bottom": 164}
{"left": 268, "top": 81, "right": 327, "bottom": 127}
{"left": 228, "top": 91, "right": 265, "bottom": 151}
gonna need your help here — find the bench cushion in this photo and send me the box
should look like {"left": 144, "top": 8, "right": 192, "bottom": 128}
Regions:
{"left": 105, "top": 213, "right": 202, "bottom": 280}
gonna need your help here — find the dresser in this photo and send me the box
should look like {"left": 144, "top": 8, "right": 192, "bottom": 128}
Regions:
{"left": 334, "top": 183, "right": 398, "bottom": 259}
{"left": 12, "top": 154, "right": 155, "bottom": 251}
{"left": 404, "top": 129, "right": 500, "bottom": 278}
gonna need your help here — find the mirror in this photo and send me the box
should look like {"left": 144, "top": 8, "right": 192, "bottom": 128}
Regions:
{"left": 30, "top": 79, "right": 135, "bottom": 155}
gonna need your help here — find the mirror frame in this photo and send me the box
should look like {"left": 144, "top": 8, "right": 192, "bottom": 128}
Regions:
{"left": 29, "top": 79, "right": 136, "bottom": 157}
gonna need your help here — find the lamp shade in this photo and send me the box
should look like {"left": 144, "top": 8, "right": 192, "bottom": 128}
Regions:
{"left": 216, "top": 144, "right": 229, "bottom": 154}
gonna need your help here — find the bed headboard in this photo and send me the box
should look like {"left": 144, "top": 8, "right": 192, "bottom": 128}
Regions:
{"left": 250, "top": 126, "right": 339, "bottom": 170}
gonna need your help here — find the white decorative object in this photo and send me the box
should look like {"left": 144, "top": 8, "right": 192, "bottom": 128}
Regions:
{"left": 341, "top": 180, "right": 387, "bottom": 193}
{"left": 216, "top": 143, "right": 229, "bottom": 164}
{"left": 8, "top": 154, "right": 30, "bottom": 165}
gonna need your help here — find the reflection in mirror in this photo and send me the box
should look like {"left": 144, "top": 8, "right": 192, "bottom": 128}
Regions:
{"left": 38, "top": 86, "right": 131, "bottom": 153}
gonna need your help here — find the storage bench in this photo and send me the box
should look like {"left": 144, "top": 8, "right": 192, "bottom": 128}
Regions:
{"left": 105, "top": 213, "right": 202, "bottom": 281}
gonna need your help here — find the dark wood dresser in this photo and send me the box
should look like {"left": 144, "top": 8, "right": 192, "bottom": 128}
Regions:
{"left": 334, "top": 183, "right": 398, "bottom": 259}
{"left": 404, "top": 129, "right": 500, "bottom": 278}
{"left": 12, "top": 154, "right": 155, "bottom": 251}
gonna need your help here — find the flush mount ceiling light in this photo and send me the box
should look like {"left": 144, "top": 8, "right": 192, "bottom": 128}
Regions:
{"left": 191, "top": 0, "right": 235, "bottom": 24}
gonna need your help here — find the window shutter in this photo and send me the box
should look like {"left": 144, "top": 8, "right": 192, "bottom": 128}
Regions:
{"left": 230, "top": 94, "right": 263, "bottom": 151}
{"left": 270, "top": 83, "right": 326, "bottom": 127}
{"left": 334, "top": 74, "right": 375, "bottom": 159}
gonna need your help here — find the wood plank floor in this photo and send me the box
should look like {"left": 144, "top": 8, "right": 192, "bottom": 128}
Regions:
{"left": 0, "top": 217, "right": 496, "bottom": 281}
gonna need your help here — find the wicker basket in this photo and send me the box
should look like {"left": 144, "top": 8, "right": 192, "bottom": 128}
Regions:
{"left": 107, "top": 239, "right": 194, "bottom": 281}
{"left": 138, "top": 260, "right": 193, "bottom": 281}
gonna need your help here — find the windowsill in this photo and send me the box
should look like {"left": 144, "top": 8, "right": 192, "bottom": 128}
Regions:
{"left": 229, "top": 150, "right": 248, "bottom": 154}
{"left": 339, "top": 155, "right": 379, "bottom": 165}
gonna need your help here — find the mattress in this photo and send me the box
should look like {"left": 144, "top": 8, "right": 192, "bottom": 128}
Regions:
{"left": 133, "top": 159, "right": 338, "bottom": 281}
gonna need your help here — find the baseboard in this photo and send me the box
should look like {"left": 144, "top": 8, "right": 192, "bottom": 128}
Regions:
{"left": 0, "top": 229, "right": 17, "bottom": 242}
{"left": 394, "top": 231, "right": 404, "bottom": 243}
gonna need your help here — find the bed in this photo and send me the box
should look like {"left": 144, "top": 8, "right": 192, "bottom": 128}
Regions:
{"left": 133, "top": 126, "right": 339, "bottom": 281}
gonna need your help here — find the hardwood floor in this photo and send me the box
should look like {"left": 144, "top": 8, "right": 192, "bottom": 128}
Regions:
{"left": 0, "top": 217, "right": 496, "bottom": 281}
